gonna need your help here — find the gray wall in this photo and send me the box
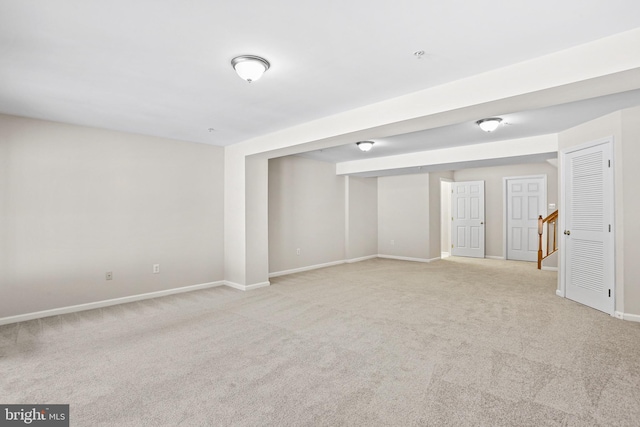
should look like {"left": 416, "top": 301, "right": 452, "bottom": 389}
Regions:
{"left": 346, "top": 176, "right": 378, "bottom": 260}
{"left": 268, "top": 156, "right": 346, "bottom": 273}
{"left": 0, "top": 114, "right": 225, "bottom": 318}
{"left": 378, "top": 173, "right": 431, "bottom": 260}
{"left": 453, "top": 162, "right": 559, "bottom": 259}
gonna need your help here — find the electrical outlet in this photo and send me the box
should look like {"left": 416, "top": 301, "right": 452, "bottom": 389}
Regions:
{"left": 296, "top": 248, "right": 301, "bottom": 256}
{"left": 106, "top": 272, "right": 113, "bottom": 280}
{"left": 153, "top": 264, "right": 160, "bottom": 274}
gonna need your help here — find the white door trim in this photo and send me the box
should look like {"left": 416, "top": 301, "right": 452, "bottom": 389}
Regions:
{"left": 559, "top": 150, "right": 567, "bottom": 298}
{"left": 440, "top": 178, "right": 453, "bottom": 258}
{"left": 559, "top": 136, "right": 615, "bottom": 314}
{"left": 502, "top": 175, "right": 547, "bottom": 261}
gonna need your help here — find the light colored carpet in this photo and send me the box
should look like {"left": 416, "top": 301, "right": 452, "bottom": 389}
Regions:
{"left": 1, "top": 257, "right": 639, "bottom": 426}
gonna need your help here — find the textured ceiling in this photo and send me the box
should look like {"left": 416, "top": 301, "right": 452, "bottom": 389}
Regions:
{"left": 2, "top": 1, "right": 640, "bottom": 153}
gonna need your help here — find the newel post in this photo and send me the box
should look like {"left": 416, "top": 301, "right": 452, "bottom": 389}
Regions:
{"left": 537, "top": 215, "right": 543, "bottom": 269}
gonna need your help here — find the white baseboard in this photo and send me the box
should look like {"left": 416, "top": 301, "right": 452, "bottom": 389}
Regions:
{"left": 615, "top": 311, "right": 640, "bottom": 322}
{"left": 225, "top": 280, "right": 271, "bottom": 291}
{"left": 485, "top": 256, "right": 505, "bottom": 260}
{"left": 556, "top": 289, "right": 564, "bottom": 297}
{"left": 542, "top": 266, "right": 558, "bottom": 271}
{"left": 269, "top": 255, "right": 380, "bottom": 278}
{"left": 441, "top": 252, "right": 451, "bottom": 259}
{"left": 269, "top": 260, "right": 345, "bottom": 278}
{"left": 346, "top": 255, "right": 378, "bottom": 264}
{"left": 548, "top": 302, "right": 640, "bottom": 323}
{"left": 378, "top": 254, "right": 439, "bottom": 263}
{"left": 0, "top": 281, "right": 225, "bottom": 326}
{"left": 269, "top": 254, "right": 442, "bottom": 279}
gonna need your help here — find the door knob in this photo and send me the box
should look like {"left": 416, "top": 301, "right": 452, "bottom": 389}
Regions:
{"left": 564, "top": 230, "right": 571, "bottom": 235}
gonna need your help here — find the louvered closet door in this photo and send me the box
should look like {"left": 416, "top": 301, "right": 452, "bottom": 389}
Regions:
{"left": 565, "top": 141, "right": 614, "bottom": 315}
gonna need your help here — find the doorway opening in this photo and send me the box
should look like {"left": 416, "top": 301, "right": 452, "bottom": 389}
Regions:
{"left": 440, "top": 180, "right": 452, "bottom": 258}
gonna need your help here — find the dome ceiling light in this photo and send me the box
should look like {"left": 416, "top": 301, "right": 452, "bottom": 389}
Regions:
{"left": 476, "top": 117, "right": 503, "bottom": 132}
{"left": 231, "top": 55, "right": 270, "bottom": 83}
{"left": 357, "top": 141, "right": 374, "bottom": 152}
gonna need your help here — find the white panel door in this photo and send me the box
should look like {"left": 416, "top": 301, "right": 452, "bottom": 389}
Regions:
{"left": 564, "top": 141, "right": 614, "bottom": 315}
{"left": 506, "top": 177, "right": 546, "bottom": 262}
{"left": 451, "top": 181, "right": 485, "bottom": 258}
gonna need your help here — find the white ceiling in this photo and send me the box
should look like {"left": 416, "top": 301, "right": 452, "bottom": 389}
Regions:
{"left": 2, "top": 0, "right": 640, "bottom": 155}
{"left": 298, "top": 89, "right": 640, "bottom": 164}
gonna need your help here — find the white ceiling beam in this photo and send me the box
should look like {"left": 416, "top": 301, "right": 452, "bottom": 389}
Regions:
{"left": 336, "top": 134, "right": 558, "bottom": 176}
{"left": 235, "top": 28, "right": 640, "bottom": 159}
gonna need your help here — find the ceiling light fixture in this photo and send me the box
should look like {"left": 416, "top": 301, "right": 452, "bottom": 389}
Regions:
{"left": 357, "top": 141, "right": 374, "bottom": 152}
{"left": 476, "top": 117, "right": 503, "bottom": 132}
{"left": 231, "top": 55, "right": 270, "bottom": 83}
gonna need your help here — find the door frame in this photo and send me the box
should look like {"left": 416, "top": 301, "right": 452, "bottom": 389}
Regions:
{"left": 440, "top": 178, "right": 453, "bottom": 258}
{"left": 558, "top": 137, "right": 615, "bottom": 312}
{"left": 502, "top": 174, "right": 547, "bottom": 261}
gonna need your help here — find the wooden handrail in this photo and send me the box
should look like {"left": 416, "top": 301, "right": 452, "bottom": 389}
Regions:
{"left": 542, "top": 210, "right": 558, "bottom": 223}
{"left": 538, "top": 210, "right": 559, "bottom": 269}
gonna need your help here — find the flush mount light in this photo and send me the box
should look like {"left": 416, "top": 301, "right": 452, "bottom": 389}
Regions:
{"left": 476, "top": 117, "right": 503, "bottom": 132}
{"left": 231, "top": 55, "right": 270, "bottom": 83}
{"left": 357, "top": 141, "right": 374, "bottom": 152}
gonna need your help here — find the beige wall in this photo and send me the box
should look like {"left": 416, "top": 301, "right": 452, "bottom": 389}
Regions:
{"left": 0, "top": 114, "right": 225, "bottom": 318}
{"left": 5, "top": 108, "right": 638, "bottom": 320}
{"left": 346, "top": 176, "right": 378, "bottom": 260}
{"left": 218, "top": 30, "right": 640, "bottom": 293}
{"left": 453, "top": 162, "right": 558, "bottom": 259}
{"left": 560, "top": 108, "right": 640, "bottom": 316}
{"left": 245, "top": 156, "right": 270, "bottom": 286}
{"left": 558, "top": 111, "right": 624, "bottom": 311}
{"left": 377, "top": 173, "right": 430, "bottom": 260}
{"left": 621, "top": 106, "right": 640, "bottom": 315}
{"left": 268, "top": 156, "right": 346, "bottom": 273}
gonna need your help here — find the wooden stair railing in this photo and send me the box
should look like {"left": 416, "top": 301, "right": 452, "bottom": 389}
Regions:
{"left": 538, "top": 209, "right": 559, "bottom": 269}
